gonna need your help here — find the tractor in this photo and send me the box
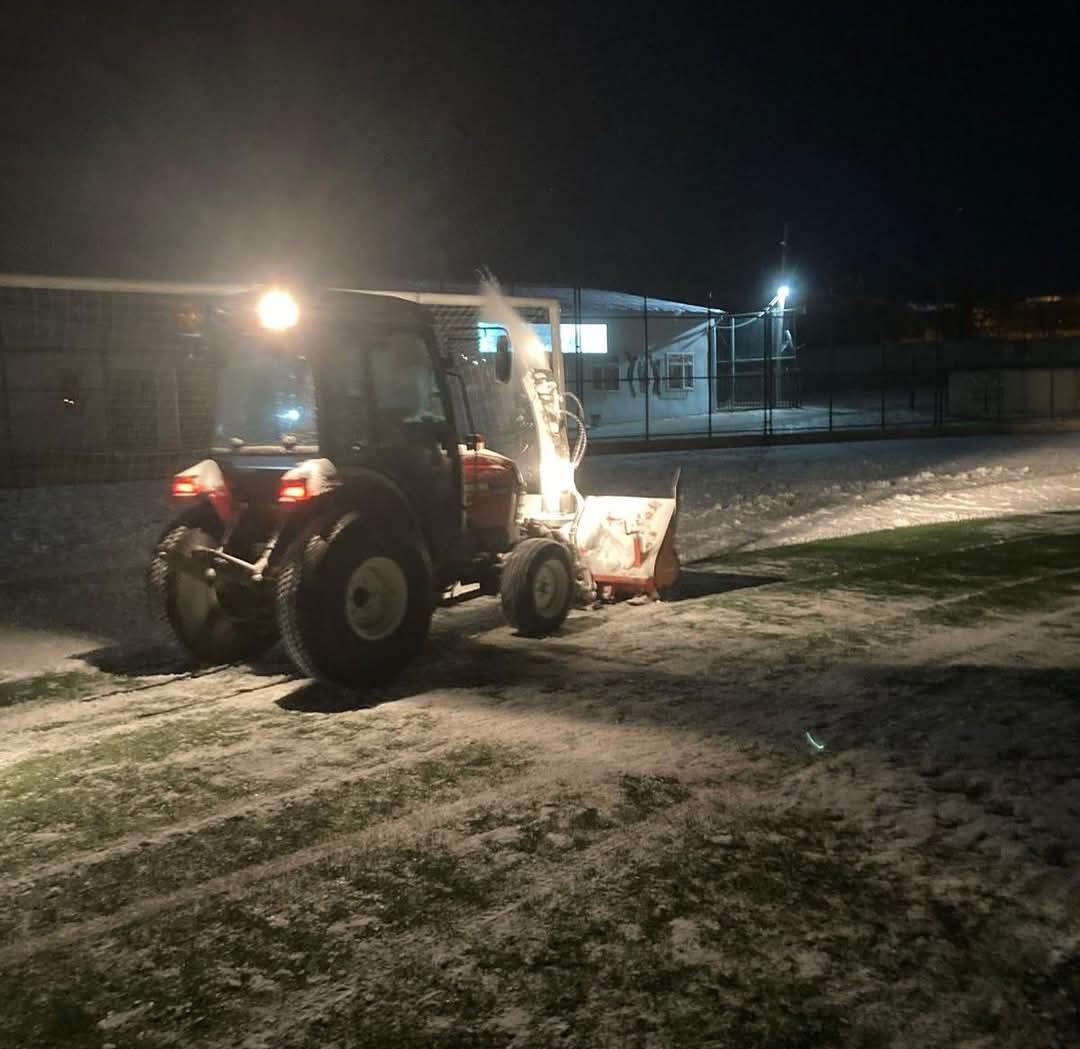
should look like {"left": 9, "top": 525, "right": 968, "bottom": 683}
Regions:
{"left": 149, "top": 284, "right": 679, "bottom": 687}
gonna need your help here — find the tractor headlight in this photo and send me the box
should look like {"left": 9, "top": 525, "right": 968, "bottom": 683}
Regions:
{"left": 257, "top": 289, "right": 300, "bottom": 331}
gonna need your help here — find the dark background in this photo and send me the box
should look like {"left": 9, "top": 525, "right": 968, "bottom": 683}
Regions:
{"left": 1, "top": 1, "right": 1077, "bottom": 309}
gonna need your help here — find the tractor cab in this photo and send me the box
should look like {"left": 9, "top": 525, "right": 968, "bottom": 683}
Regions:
{"left": 205, "top": 287, "right": 465, "bottom": 561}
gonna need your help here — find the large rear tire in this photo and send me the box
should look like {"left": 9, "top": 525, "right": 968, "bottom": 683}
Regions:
{"left": 148, "top": 520, "right": 278, "bottom": 665}
{"left": 276, "top": 516, "right": 435, "bottom": 687}
{"left": 500, "top": 538, "right": 574, "bottom": 637}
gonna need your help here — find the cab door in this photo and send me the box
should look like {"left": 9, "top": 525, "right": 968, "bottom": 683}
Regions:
{"left": 320, "top": 323, "right": 461, "bottom": 570}
{"left": 370, "top": 327, "right": 462, "bottom": 565}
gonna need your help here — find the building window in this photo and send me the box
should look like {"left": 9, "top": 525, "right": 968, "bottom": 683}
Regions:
{"left": 477, "top": 322, "right": 608, "bottom": 355}
{"left": 665, "top": 353, "right": 694, "bottom": 392}
{"left": 591, "top": 363, "right": 620, "bottom": 391}
{"left": 560, "top": 323, "right": 608, "bottom": 355}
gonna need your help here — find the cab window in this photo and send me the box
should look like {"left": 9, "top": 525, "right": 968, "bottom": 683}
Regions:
{"left": 369, "top": 331, "right": 446, "bottom": 443}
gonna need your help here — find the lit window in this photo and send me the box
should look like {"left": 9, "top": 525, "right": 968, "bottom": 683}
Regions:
{"left": 476, "top": 322, "right": 608, "bottom": 355}
{"left": 560, "top": 324, "right": 608, "bottom": 355}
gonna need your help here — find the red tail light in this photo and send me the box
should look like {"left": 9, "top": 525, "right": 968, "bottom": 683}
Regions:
{"left": 278, "top": 478, "right": 310, "bottom": 503}
{"left": 171, "top": 475, "right": 200, "bottom": 497}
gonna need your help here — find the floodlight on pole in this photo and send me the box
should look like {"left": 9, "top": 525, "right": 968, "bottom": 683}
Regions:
{"left": 768, "top": 284, "right": 792, "bottom": 310}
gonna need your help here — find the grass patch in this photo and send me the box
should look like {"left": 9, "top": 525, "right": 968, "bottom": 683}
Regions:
{"left": 616, "top": 773, "right": 691, "bottom": 818}
{"left": 0, "top": 670, "right": 128, "bottom": 709}
{"left": 0, "top": 834, "right": 512, "bottom": 1049}
{"left": 702, "top": 513, "right": 1080, "bottom": 651}
{"left": 723, "top": 513, "right": 1080, "bottom": 594}
{"left": 0, "top": 712, "right": 282, "bottom": 868}
{"left": 3, "top": 794, "right": 1075, "bottom": 1048}
{"left": 3, "top": 742, "right": 529, "bottom": 938}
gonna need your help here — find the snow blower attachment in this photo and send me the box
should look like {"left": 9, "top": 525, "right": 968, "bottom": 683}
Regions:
{"left": 477, "top": 279, "right": 680, "bottom": 600}
{"left": 574, "top": 487, "right": 681, "bottom": 599}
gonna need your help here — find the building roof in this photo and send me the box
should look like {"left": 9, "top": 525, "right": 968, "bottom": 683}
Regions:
{"left": 376, "top": 279, "right": 722, "bottom": 318}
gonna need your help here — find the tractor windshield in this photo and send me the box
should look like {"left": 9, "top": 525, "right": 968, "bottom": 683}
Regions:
{"left": 212, "top": 337, "right": 319, "bottom": 454}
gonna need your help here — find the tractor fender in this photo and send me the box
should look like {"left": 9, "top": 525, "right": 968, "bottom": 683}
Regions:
{"left": 172, "top": 458, "right": 232, "bottom": 524}
{"left": 272, "top": 466, "right": 427, "bottom": 569}
{"left": 279, "top": 458, "right": 340, "bottom": 501}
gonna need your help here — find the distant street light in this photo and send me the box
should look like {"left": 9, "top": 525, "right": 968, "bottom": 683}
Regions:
{"left": 769, "top": 284, "right": 792, "bottom": 309}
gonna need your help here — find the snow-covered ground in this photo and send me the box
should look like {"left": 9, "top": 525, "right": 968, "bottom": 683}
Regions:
{"left": 3, "top": 431, "right": 1080, "bottom": 583}
{"left": 586, "top": 392, "right": 937, "bottom": 439}
{"left": 4, "top": 432, "right": 1080, "bottom": 1045}
{"left": 2, "top": 431, "right": 1080, "bottom": 673}
{"left": 578, "top": 430, "right": 1080, "bottom": 563}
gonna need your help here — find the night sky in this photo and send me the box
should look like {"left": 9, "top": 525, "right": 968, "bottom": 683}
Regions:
{"left": 1, "top": 2, "right": 1077, "bottom": 308}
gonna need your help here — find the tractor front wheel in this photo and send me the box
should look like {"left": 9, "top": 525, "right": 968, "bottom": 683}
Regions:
{"left": 500, "top": 538, "right": 574, "bottom": 637}
{"left": 276, "top": 517, "right": 434, "bottom": 688}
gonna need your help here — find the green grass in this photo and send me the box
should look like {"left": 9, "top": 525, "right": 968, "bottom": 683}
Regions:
{"left": 0, "top": 712, "right": 281, "bottom": 868}
{"left": 722, "top": 513, "right": 1080, "bottom": 595}
{"left": 3, "top": 741, "right": 529, "bottom": 939}
{"left": 3, "top": 755, "right": 1076, "bottom": 1048}
{"left": 5, "top": 511, "right": 1080, "bottom": 1047}
{"left": 0, "top": 708, "right": 453, "bottom": 875}
{"left": 696, "top": 512, "right": 1080, "bottom": 647}
{"left": 0, "top": 670, "right": 128, "bottom": 708}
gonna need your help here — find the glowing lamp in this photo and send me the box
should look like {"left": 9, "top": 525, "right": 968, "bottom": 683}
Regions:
{"left": 171, "top": 474, "right": 201, "bottom": 497}
{"left": 257, "top": 289, "right": 300, "bottom": 331}
{"left": 278, "top": 477, "right": 310, "bottom": 503}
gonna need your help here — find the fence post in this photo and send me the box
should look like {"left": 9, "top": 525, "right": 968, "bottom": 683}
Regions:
{"left": 828, "top": 288, "right": 835, "bottom": 433}
{"left": 0, "top": 327, "right": 11, "bottom": 447}
{"left": 762, "top": 308, "right": 770, "bottom": 437}
{"left": 643, "top": 293, "right": 650, "bottom": 442}
{"left": 171, "top": 360, "right": 183, "bottom": 452}
{"left": 879, "top": 304, "right": 886, "bottom": 430}
{"left": 880, "top": 340, "right": 886, "bottom": 430}
{"left": 764, "top": 304, "right": 773, "bottom": 436}
{"left": 575, "top": 286, "right": 585, "bottom": 410}
{"left": 706, "top": 291, "right": 714, "bottom": 440}
{"left": 909, "top": 348, "right": 916, "bottom": 413}
{"left": 936, "top": 280, "right": 945, "bottom": 429}
{"left": 730, "top": 314, "right": 736, "bottom": 410}
{"left": 1049, "top": 349, "right": 1056, "bottom": 420}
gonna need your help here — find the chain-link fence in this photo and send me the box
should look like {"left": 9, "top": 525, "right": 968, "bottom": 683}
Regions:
{"left": 3, "top": 275, "right": 1080, "bottom": 487}
{"left": 553, "top": 286, "right": 1080, "bottom": 445}
{"left": 0, "top": 278, "right": 236, "bottom": 486}
{"left": 0, "top": 278, "right": 564, "bottom": 488}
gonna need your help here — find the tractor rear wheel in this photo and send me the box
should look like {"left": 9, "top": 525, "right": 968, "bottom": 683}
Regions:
{"left": 276, "top": 516, "right": 434, "bottom": 687}
{"left": 500, "top": 538, "right": 574, "bottom": 637}
{"left": 148, "top": 519, "right": 278, "bottom": 665}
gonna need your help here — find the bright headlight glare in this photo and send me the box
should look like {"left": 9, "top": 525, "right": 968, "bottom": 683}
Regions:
{"left": 257, "top": 289, "right": 300, "bottom": 331}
